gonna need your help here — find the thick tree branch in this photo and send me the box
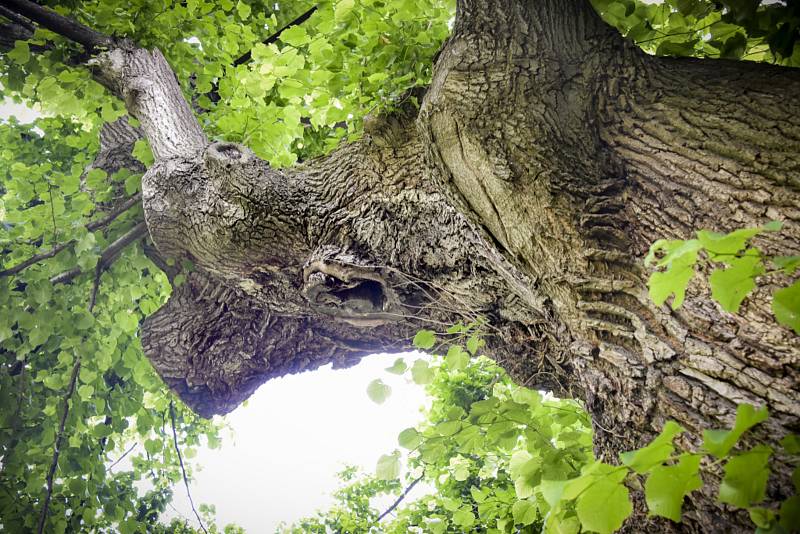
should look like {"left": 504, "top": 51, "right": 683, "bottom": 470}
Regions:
{"left": 0, "top": 192, "right": 142, "bottom": 278}
{"left": 0, "top": 0, "right": 112, "bottom": 49}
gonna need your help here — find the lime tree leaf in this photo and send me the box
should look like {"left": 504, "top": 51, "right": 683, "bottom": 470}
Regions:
{"left": 539, "top": 479, "right": 568, "bottom": 508}
{"left": 646, "top": 239, "right": 701, "bottom": 308}
{"left": 77, "top": 384, "right": 94, "bottom": 401}
{"left": 511, "top": 498, "right": 538, "bottom": 525}
{"left": 773, "top": 255, "right": 800, "bottom": 275}
{"left": 779, "top": 495, "right": 800, "bottom": 531}
{"left": 366, "top": 379, "right": 391, "bottom": 404}
{"left": 411, "top": 359, "right": 434, "bottom": 385}
{"left": 719, "top": 445, "right": 772, "bottom": 508}
{"left": 575, "top": 477, "right": 633, "bottom": 534}
{"left": 385, "top": 358, "right": 407, "bottom": 374}
{"left": 398, "top": 427, "right": 421, "bottom": 449}
{"left": 749, "top": 507, "right": 776, "bottom": 529}
{"left": 376, "top": 451, "right": 401, "bottom": 480}
{"left": 644, "top": 453, "right": 702, "bottom": 522}
{"left": 780, "top": 434, "right": 800, "bottom": 454}
{"left": 702, "top": 403, "right": 768, "bottom": 458}
{"left": 413, "top": 329, "right": 436, "bottom": 350}
{"left": 773, "top": 280, "right": 800, "bottom": 335}
{"left": 709, "top": 252, "right": 763, "bottom": 313}
{"left": 280, "top": 26, "right": 310, "bottom": 47}
{"left": 696, "top": 227, "right": 764, "bottom": 256}
{"left": 445, "top": 345, "right": 469, "bottom": 371}
{"left": 620, "top": 421, "right": 684, "bottom": 474}
{"left": 452, "top": 506, "right": 476, "bottom": 527}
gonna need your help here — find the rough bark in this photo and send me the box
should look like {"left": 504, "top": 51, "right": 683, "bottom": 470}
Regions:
{"left": 8, "top": 0, "right": 798, "bottom": 530}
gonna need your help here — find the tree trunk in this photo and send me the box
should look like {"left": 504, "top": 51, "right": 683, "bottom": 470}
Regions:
{"left": 62, "top": 0, "right": 798, "bottom": 530}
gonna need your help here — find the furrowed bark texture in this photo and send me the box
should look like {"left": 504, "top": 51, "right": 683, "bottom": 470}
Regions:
{"left": 79, "top": 0, "right": 799, "bottom": 530}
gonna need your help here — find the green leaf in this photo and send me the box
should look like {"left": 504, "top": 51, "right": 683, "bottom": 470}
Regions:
{"left": 452, "top": 506, "right": 476, "bottom": 527}
{"left": 413, "top": 329, "right": 436, "bottom": 349}
{"left": 77, "top": 384, "right": 94, "bottom": 401}
{"left": 575, "top": 477, "right": 633, "bottom": 534}
{"left": 719, "top": 445, "right": 772, "bottom": 508}
{"left": 411, "top": 359, "right": 434, "bottom": 385}
{"left": 780, "top": 434, "right": 800, "bottom": 454}
{"left": 646, "top": 239, "right": 701, "bottom": 308}
{"left": 334, "top": 0, "right": 355, "bottom": 21}
{"left": 644, "top": 453, "right": 702, "bottom": 522}
{"left": 512, "top": 499, "right": 538, "bottom": 525}
{"left": 236, "top": 0, "right": 251, "bottom": 19}
{"left": 366, "top": 379, "right": 391, "bottom": 404}
{"left": 779, "top": 495, "right": 800, "bottom": 531}
{"left": 620, "top": 421, "right": 684, "bottom": 474}
{"left": 280, "top": 26, "right": 310, "bottom": 47}
{"left": 773, "top": 281, "right": 800, "bottom": 335}
{"left": 144, "top": 438, "right": 161, "bottom": 455}
{"left": 398, "top": 427, "right": 421, "bottom": 449}
{"left": 709, "top": 252, "right": 763, "bottom": 313}
{"left": 702, "top": 403, "right": 768, "bottom": 458}
{"left": 749, "top": 507, "right": 777, "bottom": 529}
{"left": 773, "top": 255, "right": 800, "bottom": 275}
{"left": 697, "top": 226, "right": 764, "bottom": 255}
{"left": 376, "top": 451, "right": 401, "bottom": 480}
{"left": 385, "top": 358, "right": 407, "bottom": 374}
{"left": 8, "top": 41, "right": 30, "bottom": 64}
{"left": 445, "top": 345, "right": 469, "bottom": 371}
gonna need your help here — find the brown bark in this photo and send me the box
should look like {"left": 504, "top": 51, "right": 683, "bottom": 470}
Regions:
{"left": 11, "top": 0, "right": 795, "bottom": 530}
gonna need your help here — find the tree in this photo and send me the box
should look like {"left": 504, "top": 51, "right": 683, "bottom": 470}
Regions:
{"left": 1, "top": 0, "right": 798, "bottom": 531}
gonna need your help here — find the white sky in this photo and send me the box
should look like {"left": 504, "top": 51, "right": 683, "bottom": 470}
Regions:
{"left": 166, "top": 354, "right": 429, "bottom": 532}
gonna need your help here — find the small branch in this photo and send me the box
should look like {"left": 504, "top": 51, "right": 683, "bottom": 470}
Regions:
{"left": 208, "top": 5, "right": 318, "bottom": 101}
{"left": 0, "top": 0, "right": 112, "bottom": 49}
{"left": 233, "top": 5, "right": 318, "bottom": 66}
{"left": 169, "top": 400, "right": 208, "bottom": 534}
{"left": 0, "top": 192, "right": 142, "bottom": 278}
{"left": 36, "top": 357, "right": 81, "bottom": 534}
{"left": 50, "top": 220, "right": 148, "bottom": 285}
{"left": 107, "top": 443, "right": 137, "bottom": 472}
{"left": 376, "top": 473, "right": 424, "bottom": 522}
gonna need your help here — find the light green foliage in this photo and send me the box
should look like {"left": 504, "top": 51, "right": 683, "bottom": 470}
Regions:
{"left": 0, "top": 116, "right": 223, "bottom": 532}
{"left": 287, "top": 328, "right": 798, "bottom": 533}
{"left": 367, "top": 378, "right": 391, "bottom": 404}
{"left": 645, "top": 223, "right": 800, "bottom": 334}
{"left": 593, "top": 0, "right": 800, "bottom": 66}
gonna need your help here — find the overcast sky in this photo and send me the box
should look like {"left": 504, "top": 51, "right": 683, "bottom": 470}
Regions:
{"left": 166, "top": 354, "right": 428, "bottom": 532}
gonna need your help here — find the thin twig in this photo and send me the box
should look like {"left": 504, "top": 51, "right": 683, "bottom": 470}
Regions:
{"left": 107, "top": 443, "right": 137, "bottom": 472}
{"left": 376, "top": 473, "right": 424, "bottom": 522}
{"left": 0, "top": 192, "right": 142, "bottom": 278}
{"left": 169, "top": 400, "right": 208, "bottom": 534}
{"left": 36, "top": 358, "right": 81, "bottom": 534}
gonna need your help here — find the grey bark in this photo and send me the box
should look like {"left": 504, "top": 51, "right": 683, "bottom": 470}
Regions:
{"left": 71, "top": 0, "right": 799, "bottom": 531}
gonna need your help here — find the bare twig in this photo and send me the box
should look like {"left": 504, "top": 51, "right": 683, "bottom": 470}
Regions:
{"left": 169, "top": 400, "right": 208, "bottom": 534}
{"left": 0, "top": 192, "right": 142, "bottom": 278}
{"left": 107, "top": 443, "right": 137, "bottom": 472}
{"left": 36, "top": 358, "right": 81, "bottom": 534}
{"left": 377, "top": 473, "right": 424, "bottom": 522}
{"left": 50, "top": 220, "right": 147, "bottom": 285}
